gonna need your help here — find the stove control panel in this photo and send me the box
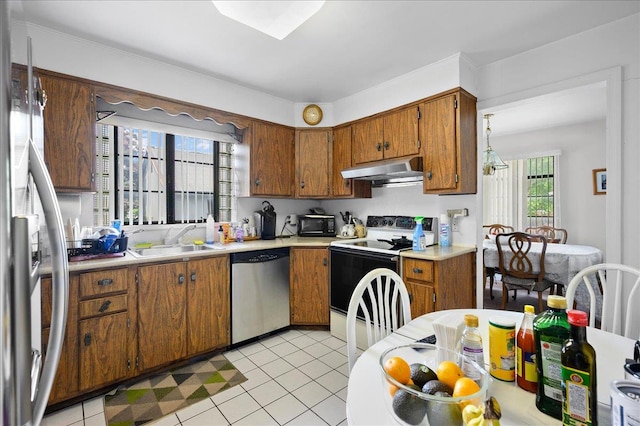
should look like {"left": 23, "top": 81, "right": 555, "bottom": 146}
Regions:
{"left": 366, "top": 215, "right": 437, "bottom": 232}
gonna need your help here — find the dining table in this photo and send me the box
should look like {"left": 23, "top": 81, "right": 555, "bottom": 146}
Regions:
{"left": 346, "top": 309, "right": 637, "bottom": 425}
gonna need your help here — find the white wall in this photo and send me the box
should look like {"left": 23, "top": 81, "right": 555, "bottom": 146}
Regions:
{"left": 489, "top": 120, "right": 606, "bottom": 249}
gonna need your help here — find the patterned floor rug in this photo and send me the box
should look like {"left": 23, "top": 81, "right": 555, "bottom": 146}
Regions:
{"left": 104, "top": 353, "right": 247, "bottom": 426}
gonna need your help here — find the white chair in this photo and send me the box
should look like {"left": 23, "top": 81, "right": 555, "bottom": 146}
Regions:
{"left": 565, "top": 263, "right": 640, "bottom": 339}
{"left": 346, "top": 268, "right": 412, "bottom": 372}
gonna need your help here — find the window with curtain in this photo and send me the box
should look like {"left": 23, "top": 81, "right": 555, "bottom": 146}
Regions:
{"left": 483, "top": 154, "right": 558, "bottom": 231}
{"left": 93, "top": 120, "right": 236, "bottom": 226}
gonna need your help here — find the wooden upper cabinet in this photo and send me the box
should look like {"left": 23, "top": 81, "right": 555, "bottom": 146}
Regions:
{"left": 331, "top": 126, "right": 371, "bottom": 198}
{"left": 295, "top": 129, "right": 331, "bottom": 198}
{"left": 39, "top": 71, "right": 95, "bottom": 192}
{"left": 352, "top": 106, "right": 419, "bottom": 165}
{"left": 421, "top": 89, "right": 477, "bottom": 194}
{"left": 250, "top": 120, "right": 295, "bottom": 196}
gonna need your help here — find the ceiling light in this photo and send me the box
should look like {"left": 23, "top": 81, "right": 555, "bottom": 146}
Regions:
{"left": 482, "top": 113, "right": 508, "bottom": 175}
{"left": 212, "top": 1, "right": 325, "bottom": 40}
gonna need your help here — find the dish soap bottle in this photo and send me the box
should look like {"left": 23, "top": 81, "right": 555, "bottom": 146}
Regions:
{"left": 439, "top": 214, "right": 451, "bottom": 247}
{"left": 206, "top": 214, "right": 215, "bottom": 244}
{"left": 412, "top": 216, "right": 426, "bottom": 251}
{"left": 533, "top": 295, "right": 571, "bottom": 420}
{"left": 561, "top": 310, "right": 597, "bottom": 426}
{"left": 517, "top": 304, "right": 538, "bottom": 393}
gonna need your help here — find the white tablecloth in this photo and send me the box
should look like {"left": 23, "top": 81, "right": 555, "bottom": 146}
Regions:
{"left": 482, "top": 239, "right": 603, "bottom": 288}
{"left": 346, "top": 309, "right": 635, "bottom": 425}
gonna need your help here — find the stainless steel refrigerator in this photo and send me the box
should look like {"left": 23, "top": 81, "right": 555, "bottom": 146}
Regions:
{"left": 1, "top": 1, "right": 69, "bottom": 425}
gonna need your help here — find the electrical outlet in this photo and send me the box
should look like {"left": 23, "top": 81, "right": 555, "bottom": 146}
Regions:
{"left": 452, "top": 217, "right": 459, "bottom": 232}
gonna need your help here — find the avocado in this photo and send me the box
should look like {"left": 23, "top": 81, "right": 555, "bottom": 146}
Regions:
{"left": 392, "top": 386, "right": 428, "bottom": 425}
{"left": 410, "top": 363, "right": 438, "bottom": 388}
{"left": 426, "top": 391, "right": 463, "bottom": 425}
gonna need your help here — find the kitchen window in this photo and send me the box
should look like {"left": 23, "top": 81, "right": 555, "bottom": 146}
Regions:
{"left": 483, "top": 153, "right": 560, "bottom": 230}
{"left": 94, "top": 118, "right": 236, "bottom": 226}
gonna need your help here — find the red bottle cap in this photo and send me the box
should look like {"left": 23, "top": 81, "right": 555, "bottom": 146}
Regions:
{"left": 567, "top": 310, "right": 588, "bottom": 326}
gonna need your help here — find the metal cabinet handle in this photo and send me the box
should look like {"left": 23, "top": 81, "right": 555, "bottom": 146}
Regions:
{"left": 84, "top": 333, "right": 91, "bottom": 346}
{"left": 413, "top": 267, "right": 423, "bottom": 274}
{"left": 323, "top": 258, "right": 328, "bottom": 266}
{"left": 98, "top": 300, "right": 111, "bottom": 313}
{"left": 178, "top": 274, "right": 185, "bottom": 284}
{"left": 97, "top": 278, "right": 113, "bottom": 286}
{"left": 376, "top": 142, "right": 382, "bottom": 151}
{"left": 191, "top": 272, "right": 196, "bottom": 282}
{"left": 255, "top": 178, "right": 261, "bottom": 186}
{"left": 426, "top": 171, "right": 433, "bottom": 180}
{"left": 384, "top": 141, "right": 390, "bottom": 150}
{"left": 300, "top": 181, "right": 305, "bottom": 189}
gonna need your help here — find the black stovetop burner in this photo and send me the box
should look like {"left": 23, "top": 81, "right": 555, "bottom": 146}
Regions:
{"left": 377, "top": 235, "right": 412, "bottom": 250}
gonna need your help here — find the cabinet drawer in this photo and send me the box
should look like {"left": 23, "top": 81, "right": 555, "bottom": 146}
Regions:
{"left": 79, "top": 295, "right": 128, "bottom": 319}
{"left": 403, "top": 258, "right": 434, "bottom": 282}
{"left": 79, "top": 268, "right": 128, "bottom": 298}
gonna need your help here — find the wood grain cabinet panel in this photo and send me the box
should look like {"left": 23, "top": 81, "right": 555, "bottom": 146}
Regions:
{"left": 79, "top": 268, "right": 128, "bottom": 298}
{"left": 250, "top": 121, "right": 295, "bottom": 196}
{"left": 290, "top": 247, "right": 329, "bottom": 325}
{"left": 331, "top": 126, "right": 371, "bottom": 198}
{"left": 39, "top": 71, "right": 95, "bottom": 192}
{"left": 421, "top": 89, "right": 477, "bottom": 194}
{"left": 295, "top": 129, "right": 331, "bottom": 198}
{"left": 79, "top": 312, "right": 129, "bottom": 390}
{"left": 186, "top": 257, "right": 230, "bottom": 355}
{"left": 137, "top": 262, "right": 187, "bottom": 371}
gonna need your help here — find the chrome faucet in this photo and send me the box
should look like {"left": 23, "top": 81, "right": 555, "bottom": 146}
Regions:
{"left": 163, "top": 224, "right": 196, "bottom": 245}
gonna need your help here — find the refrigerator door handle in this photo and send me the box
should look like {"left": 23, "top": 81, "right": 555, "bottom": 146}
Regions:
{"left": 28, "top": 138, "right": 69, "bottom": 424}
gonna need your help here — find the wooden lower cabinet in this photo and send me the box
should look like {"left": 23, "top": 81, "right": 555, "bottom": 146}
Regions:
{"left": 402, "top": 252, "right": 476, "bottom": 317}
{"left": 137, "top": 256, "right": 230, "bottom": 372}
{"left": 290, "top": 247, "right": 330, "bottom": 325}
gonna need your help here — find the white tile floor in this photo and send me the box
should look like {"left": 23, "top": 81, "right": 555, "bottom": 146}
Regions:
{"left": 41, "top": 329, "right": 351, "bottom": 426}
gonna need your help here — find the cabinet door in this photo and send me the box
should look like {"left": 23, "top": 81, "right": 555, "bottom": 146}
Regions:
{"left": 295, "top": 129, "right": 331, "bottom": 198}
{"left": 421, "top": 94, "right": 458, "bottom": 192}
{"left": 405, "top": 281, "right": 435, "bottom": 318}
{"left": 187, "top": 256, "right": 230, "bottom": 355}
{"left": 332, "top": 126, "right": 372, "bottom": 198}
{"left": 251, "top": 121, "right": 295, "bottom": 196}
{"left": 290, "top": 248, "right": 329, "bottom": 325}
{"left": 79, "top": 312, "right": 129, "bottom": 390}
{"left": 352, "top": 117, "right": 384, "bottom": 164}
{"left": 42, "top": 275, "right": 79, "bottom": 404}
{"left": 383, "top": 106, "right": 420, "bottom": 159}
{"left": 40, "top": 72, "right": 95, "bottom": 191}
{"left": 137, "top": 262, "right": 187, "bottom": 370}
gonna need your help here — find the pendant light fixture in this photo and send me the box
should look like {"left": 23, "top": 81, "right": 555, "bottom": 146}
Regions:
{"left": 482, "top": 113, "right": 508, "bottom": 175}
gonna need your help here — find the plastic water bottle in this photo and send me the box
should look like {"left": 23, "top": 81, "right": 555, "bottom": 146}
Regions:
{"left": 460, "top": 314, "right": 484, "bottom": 380}
{"left": 412, "top": 216, "right": 426, "bottom": 251}
{"left": 206, "top": 214, "right": 215, "bottom": 244}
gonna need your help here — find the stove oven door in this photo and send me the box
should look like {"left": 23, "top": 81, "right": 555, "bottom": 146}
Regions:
{"left": 329, "top": 246, "right": 399, "bottom": 315}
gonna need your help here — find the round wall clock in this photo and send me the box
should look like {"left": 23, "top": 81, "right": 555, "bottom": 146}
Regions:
{"left": 302, "top": 104, "right": 323, "bottom": 125}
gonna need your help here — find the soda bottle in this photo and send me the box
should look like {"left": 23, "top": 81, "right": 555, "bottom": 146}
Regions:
{"left": 517, "top": 304, "right": 537, "bottom": 392}
{"left": 533, "top": 295, "right": 570, "bottom": 419}
{"left": 460, "top": 314, "right": 484, "bottom": 380}
{"left": 561, "top": 310, "right": 597, "bottom": 426}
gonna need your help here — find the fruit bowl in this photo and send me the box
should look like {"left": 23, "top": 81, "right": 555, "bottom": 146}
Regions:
{"left": 379, "top": 343, "right": 490, "bottom": 426}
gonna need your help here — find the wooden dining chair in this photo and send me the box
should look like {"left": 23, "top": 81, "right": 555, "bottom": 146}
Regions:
{"left": 524, "top": 225, "right": 568, "bottom": 244}
{"left": 565, "top": 263, "right": 640, "bottom": 340}
{"left": 495, "top": 232, "right": 556, "bottom": 312}
{"left": 483, "top": 224, "right": 515, "bottom": 299}
{"left": 346, "top": 268, "right": 412, "bottom": 372}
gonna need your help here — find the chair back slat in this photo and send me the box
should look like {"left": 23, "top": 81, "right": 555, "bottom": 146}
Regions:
{"left": 346, "top": 268, "right": 412, "bottom": 372}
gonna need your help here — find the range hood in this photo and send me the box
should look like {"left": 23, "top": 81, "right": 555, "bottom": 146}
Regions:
{"left": 341, "top": 156, "right": 424, "bottom": 187}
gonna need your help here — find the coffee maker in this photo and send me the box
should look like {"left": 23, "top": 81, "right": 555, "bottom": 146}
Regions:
{"left": 256, "top": 201, "right": 276, "bottom": 240}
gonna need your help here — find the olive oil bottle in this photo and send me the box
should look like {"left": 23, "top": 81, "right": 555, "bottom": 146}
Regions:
{"left": 561, "top": 310, "right": 597, "bottom": 426}
{"left": 533, "top": 295, "right": 570, "bottom": 419}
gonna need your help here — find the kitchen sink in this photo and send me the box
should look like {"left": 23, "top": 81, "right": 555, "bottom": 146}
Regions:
{"left": 129, "top": 244, "right": 222, "bottom": 258}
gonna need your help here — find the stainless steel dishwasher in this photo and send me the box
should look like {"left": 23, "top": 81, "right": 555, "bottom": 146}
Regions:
{"left": 231, "top": 248, "right": 290, "bottom": 344}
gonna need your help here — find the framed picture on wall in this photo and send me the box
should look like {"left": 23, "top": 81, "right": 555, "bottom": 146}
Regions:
{"left": 593, "top": 168, "right": 606, "bottom": 195}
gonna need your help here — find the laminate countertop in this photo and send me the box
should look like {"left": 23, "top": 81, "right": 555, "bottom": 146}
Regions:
{"left": 42, "top": 238, "right": 477, "bottom": 275}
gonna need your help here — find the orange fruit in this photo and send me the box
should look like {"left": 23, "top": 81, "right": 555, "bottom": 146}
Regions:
{"left": 388, "top": 382, "right": 399, "bottom": 396}
{"left": 452, "top": 377, "right": 482, "bottom": 407}
{"left": 384, "top": 356, "right": 411, "bottom": 385}
{"left": 435, "top": 361, "right": 464, "bottom": 389}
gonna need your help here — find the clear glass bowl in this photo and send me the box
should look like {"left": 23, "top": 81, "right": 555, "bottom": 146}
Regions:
{"left": 379, "top": 343, "right": 490, "bottom": 426}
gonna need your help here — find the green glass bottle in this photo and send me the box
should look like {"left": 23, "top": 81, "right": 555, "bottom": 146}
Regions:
{"left": 533, "top": 295, "right": 570, "bottom": 419}
{"left": 561, "top": 310, "right": 597, "bottom": 426}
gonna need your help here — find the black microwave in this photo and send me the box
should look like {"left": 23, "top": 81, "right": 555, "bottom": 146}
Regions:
{"left": 298, "top": 214, "right": 336, "bottom": 237}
